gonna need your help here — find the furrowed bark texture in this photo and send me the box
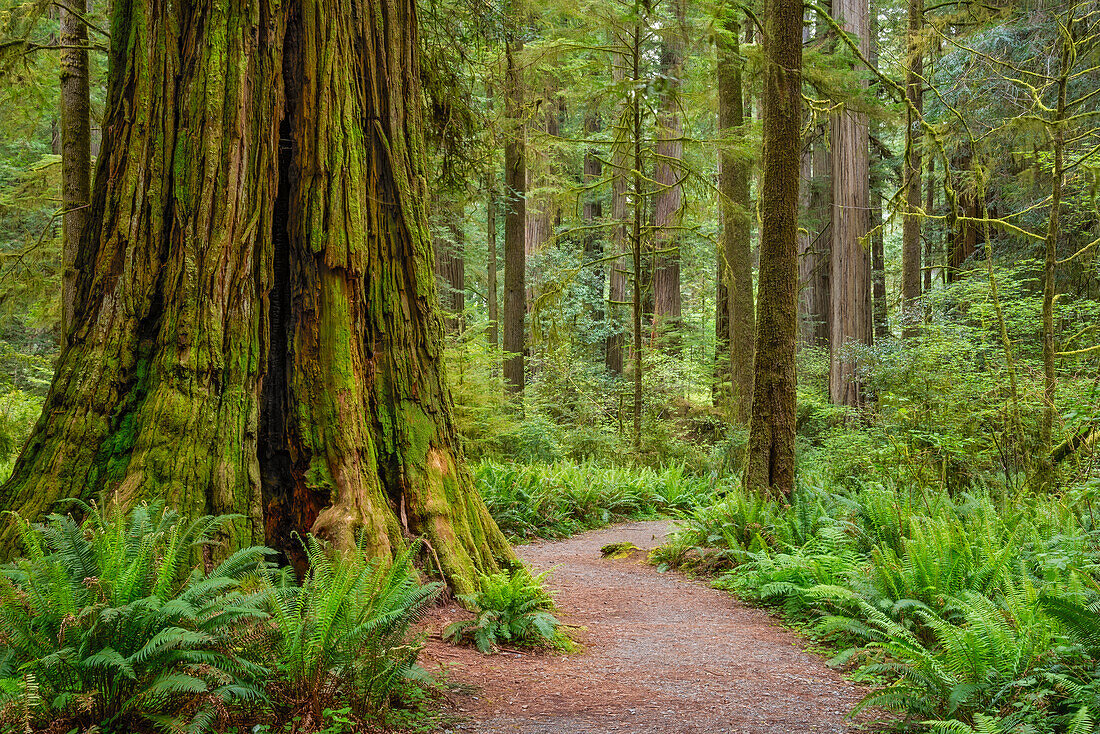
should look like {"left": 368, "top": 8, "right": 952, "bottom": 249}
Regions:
{"left": 716, "top": 12, "right": 754, "bottom": 421}
{"left": 801, "top": 124, "right": 831, "bottom": 346}
{"left": 901, "top": 0, "right": 923, "bottom": 333}
{"left": 2, "top": 0, "right": 513, "bottom": 593}
{"left": 651, "top": 0, "right": 686, "bottom": 342}
{"left": 503, "top": 39, "right": 526, "bottom": 394}
{"left": 924, "top": 156, "right": 935, "bottom": 291}
{"left": 869, "top": 16, "right": 887, "bottom": 342}
{"left": 744, "top": 0, "right": 801, "bottom": 499}
{"left": 60, "top": 0, "right": 91, "bottom": 341}
{"left": 606, "top": 49, "right": 629, "bottom": 376}
{"left": 582, "top": 111, "right": 605, "bottom": 331}
{"left": 0, "top": 0, "right": 284, "bottom": 552}
{"left": 828, "top": 0, "right": 871, "bottom": 407}
{"left": 486, "top": 172, "right": 499, "bottom": 348}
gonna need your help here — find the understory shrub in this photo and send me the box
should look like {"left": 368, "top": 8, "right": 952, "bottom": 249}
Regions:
{"left": 657, "top": 480, "right": 1100, "bottom": 733}
{"left": 0, "top": 502, "right": 270, "bottom": 734}
{"left": 0, "top": 505, "right": 444, "bottom": 734}
{"left": 258, "top": 536, "right": 443, "bottom": 729}
{"left": 443, "top": 567, "right": 569, "bottom": 653}
{"left": 475, "top": 459, "right": 716, "bottom": 540}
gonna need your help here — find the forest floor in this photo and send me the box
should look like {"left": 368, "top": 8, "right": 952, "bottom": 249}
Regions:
{"left": 419, "top": 520, "right": 886, "bottom": 734}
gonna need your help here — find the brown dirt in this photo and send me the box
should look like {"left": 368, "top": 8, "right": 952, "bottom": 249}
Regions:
{"left": 420, "top": 520, "right": 883, "bottom": 733}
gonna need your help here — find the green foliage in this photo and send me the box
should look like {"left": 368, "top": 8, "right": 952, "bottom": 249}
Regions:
{"left": 0, "top": 502, "right": 270, "bottom": 734}
{"left": 656, "top": 469, "right": 1100, "bottom": 733}
{"left": 259, "top": 536, "right": 443, "bottom": 724}
{"left": 475, "top": 459, "right": 716, "bottom": 541}
{"left": 443, "top": 567, "right": 569, "bottom": 653}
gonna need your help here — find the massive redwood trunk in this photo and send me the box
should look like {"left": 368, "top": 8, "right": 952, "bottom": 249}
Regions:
{"left": 1, "top": 0, "right": 513, "bottom": 593}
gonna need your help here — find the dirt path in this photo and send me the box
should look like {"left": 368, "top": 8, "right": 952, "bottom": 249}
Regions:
{"left": 421, "top": 520, "right": 876, "bottom": 734}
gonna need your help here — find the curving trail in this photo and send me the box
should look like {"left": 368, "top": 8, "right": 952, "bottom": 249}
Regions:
{"left": 420, "top": 520, "right": 879, "bottom": 734}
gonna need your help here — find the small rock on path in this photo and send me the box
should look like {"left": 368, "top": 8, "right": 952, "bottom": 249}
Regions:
{"left": 420, "top": 520, "right": 876, "bottom": 734}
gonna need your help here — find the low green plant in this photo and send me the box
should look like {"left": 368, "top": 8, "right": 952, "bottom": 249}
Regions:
{"left": 475, "top": 460, "right": 713, "bottom": 541}
{"left": 261, "top": 535, "right": 442, "bottom": 728}
{"left": 443, "top": 567, "right": 569, "bottom": 653}
{"left": 0, "top": 502, "right": 269, "bottom": 734}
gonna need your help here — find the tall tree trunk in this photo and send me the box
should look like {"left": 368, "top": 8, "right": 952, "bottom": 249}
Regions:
{"left": 583, "top": 111, "right": 605, "bottom": 333}
{"left": 486, "top": 170, "right": 499, "bottom": 348}
{"left": 434, "top": 203, "right": 466, "bottom": 334}
{"left": 716, "top": 10, "right": 754, "bottom": 421}
{"left": 525, "top": 94, "right": 558, "bottom": 295}
{"left": 652, "top": 0, "right": 685, "bottom": 344}
{"left": 631, "top": 16, "right": 645, "bottom": 451}
{"left": 871, "top": 189, "right": 887, "bottom": 341}
{"left": 924, "top": 155, "right": 935, "bottom": 291}
{"left": 801, "top": 12, "right": 833, "bottom": 347}
{"left": 947, "top": 150, "right": 982, "bottom": 282}
{"left": 828, "top": 0, "right": 871, "bottom": 407}
{"left": 869, "top": 10, "right": 887, "bottom": 342}
{"left": 503, "top": 38, "right": 526, "bottom": 394}
{"left": 59, "top": 0, "right": 91, "bottom": 342}
{"left": 801, "top": 123, "right": 831, "bottom": 346}
{"left": 1, "top": 0, "right": 513, "bottom": 593}
{"left": 1038, "top": 36, "right": 1069, "bottom": 484}
{"left": 744, "top": 0, "right": 801, "bottom": 498}
{"left": 901, "top": 0, "right": 923, "bottom": 334}
{"left": 606, "top": 49, "right": 629, "bottom": 376}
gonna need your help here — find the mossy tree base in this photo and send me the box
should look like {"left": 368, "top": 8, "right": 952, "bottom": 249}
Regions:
{"left": 0, "top": 0, "right": 514, "bottom": 595}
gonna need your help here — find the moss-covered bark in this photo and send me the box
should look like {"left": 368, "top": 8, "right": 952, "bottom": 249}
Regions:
{"left": 743, "top": 0, "right": 801, "bottom": 499}
{"left": 1, "top": 0, "right": 514, "bottom": 594}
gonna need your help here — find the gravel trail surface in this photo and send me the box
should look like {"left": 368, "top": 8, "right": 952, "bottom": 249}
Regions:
{"left": 420, "top": 520, "right": 876, "bottom": 734}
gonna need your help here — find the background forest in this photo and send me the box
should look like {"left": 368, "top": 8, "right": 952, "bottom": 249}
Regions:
{"left": 2, "top": 0, "right": 1100, "bottom": 732}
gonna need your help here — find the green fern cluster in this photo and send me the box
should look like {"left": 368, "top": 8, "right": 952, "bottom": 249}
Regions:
{"left": 660, "top": 478, "right": 1100, "bottom": 733}
{"left": 0, "top": 504, "right": 447, "bottom": 734}
{"left": 260, "top": 536, "right": 442, "bottom": 727}
{"left": 475, "top": 460, "right": 714, "bottom": 541}
{"left": 443, "top": 567, "right": 568, "bottom": 653}
{"left": 0, "top": 502, "right": 269, "bottom": 734}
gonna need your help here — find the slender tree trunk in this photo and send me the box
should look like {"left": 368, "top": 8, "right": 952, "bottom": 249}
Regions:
{"left": 652, "top": 0, "right": 685, "bottom": 344}
{"left": 716, "top": 10, "right": 754, "bottom": 421}
{"left": 486, "top": 171, "right": 499, "bottom": 348}
{"left": 583, "top": 111, "right": 605, "bottom": 332}
{"left": 901, "top": 0, "right": 924, "bottom": 334}
{"left": 631, "top": 16, "right": 645, "bottom": 451}
{"left": 1, "top": 0, "right": 513, "bottom": 592}
{"left": 871, "top": 194, "right": 887, "bottom": 341}
{"left": 606, "top": 49, "right": 629, "bottom": 375}
{"left": 434, "top": 203, "right": 466, "bottom": 334}
{"left": 59, "top": 0, "right": 91, "bottom": 342}
{"left": 802, "top": 123, "right": 831, "bottom": 346}
{"left": 525, "top": 92, "right": 559, "bottom": 309}
{"left": 828, "top": 0, "right": 871, "bottom": 407}
{"left": 870, "top": 11, "right": 887, "bottom": 342}
{"left": 924, "top": 155, "right": 935, "bottom": 291}
{"left": 947, "top": 150, "right": 982, "bottom": 282}
{"left": 503, "top": 38, "right": 526, "bottom": 394}
{"left": 744, "top": 0, "right": 802, "bottom": 498}
{"left": 1038, "top": 37, "right": 1069, "bottom": 483}
{"left": 802, "top": 12, "right": 832, "bottom": 347}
